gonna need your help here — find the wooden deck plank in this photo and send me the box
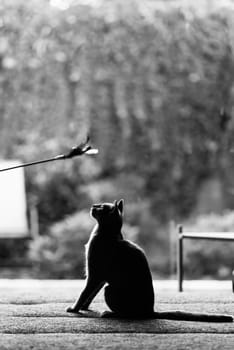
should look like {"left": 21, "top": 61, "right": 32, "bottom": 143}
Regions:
{"left": 0, "top": 302, "right": 233, "bottom": 317}
{"left": 1, "top": 333, "right": 234, "bottom": 350}
{"left": 1, "top": 315, "right": 234, "bottom": 334}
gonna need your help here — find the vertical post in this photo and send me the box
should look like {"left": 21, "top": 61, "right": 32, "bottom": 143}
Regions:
{"left": 169, "top": 220, "right": 176, "bottom": 278}
{"left": 29, "top": 195, "right": 39, "bottom": 239}
{"left": 177, "top": 225, "right": 183, "bottom": 292}
{"left": 232, "top": 270, "right": 234, "bottom": 293}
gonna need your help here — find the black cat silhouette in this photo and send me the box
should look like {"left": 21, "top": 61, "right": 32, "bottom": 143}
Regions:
{"left": 67, "top": 199, "right": 233, "bottom": 322}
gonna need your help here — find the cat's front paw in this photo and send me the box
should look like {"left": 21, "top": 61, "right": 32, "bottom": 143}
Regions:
{"left": 66, "top": 306, "right": 80, "bottom": 314}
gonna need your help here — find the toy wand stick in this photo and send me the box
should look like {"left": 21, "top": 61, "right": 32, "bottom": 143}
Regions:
{"left": 0, "top": 137, "right": 98, "bottom": 173}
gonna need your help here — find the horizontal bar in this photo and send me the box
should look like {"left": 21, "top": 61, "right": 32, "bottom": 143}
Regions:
{"left": 181, "top": 232, "right": 234, "bottom": 241}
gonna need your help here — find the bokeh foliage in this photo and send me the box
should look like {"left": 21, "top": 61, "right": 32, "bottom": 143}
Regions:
{"left": 1, "top": 0, "right": 234, "bottom": 278}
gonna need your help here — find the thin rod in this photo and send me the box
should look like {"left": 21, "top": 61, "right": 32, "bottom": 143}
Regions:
{"left": 0, "top": 155, "right": 65, "bottom": 173}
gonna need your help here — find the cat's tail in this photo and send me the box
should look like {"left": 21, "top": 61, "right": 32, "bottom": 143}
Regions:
{"left": 153, "top": 311, "right": 233, "bottom": 322}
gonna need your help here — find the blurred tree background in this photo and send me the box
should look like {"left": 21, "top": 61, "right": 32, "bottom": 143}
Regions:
{"left": 1, "top": 0, "right": 234, "bottom": 279}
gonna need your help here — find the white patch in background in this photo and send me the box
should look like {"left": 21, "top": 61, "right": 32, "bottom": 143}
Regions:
{"left": 0, "top": 160, "right": 28, "bottom": 237}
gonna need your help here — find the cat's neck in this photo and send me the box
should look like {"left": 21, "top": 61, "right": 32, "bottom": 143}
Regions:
{"left": 94, "top": 223, "right": 123, "bottom": 240}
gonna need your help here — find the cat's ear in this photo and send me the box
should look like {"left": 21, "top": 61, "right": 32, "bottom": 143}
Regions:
{"left": 117, "top": 199, "right": 124, "bottom": 214}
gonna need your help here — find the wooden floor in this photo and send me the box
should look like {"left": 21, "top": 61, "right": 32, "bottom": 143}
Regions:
{"left": 1, "top": 279, "right": 234, "bottom": 349}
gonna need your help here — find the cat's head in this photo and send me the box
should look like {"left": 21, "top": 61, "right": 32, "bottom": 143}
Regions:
{"left": 90, "top": 199, "right": 124, "bottom": 230}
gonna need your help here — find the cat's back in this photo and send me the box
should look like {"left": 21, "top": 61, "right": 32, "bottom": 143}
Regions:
{"left": 117, "top": 239, "right": 149, "bottom": 266}
{"left": 109, "top": 238, "right": 153, "bottom": 283}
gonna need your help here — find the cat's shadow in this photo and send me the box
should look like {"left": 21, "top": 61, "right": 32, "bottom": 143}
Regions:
{"left": 67, "top": 309, "right": 154, "bottom": 322}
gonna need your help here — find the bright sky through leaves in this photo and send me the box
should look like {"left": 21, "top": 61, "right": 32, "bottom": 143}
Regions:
{"left": 49, "top": 0, "right": 101, "bottom": 10}
{"left": 50, "top": 0, "right": 72, "bottom": 10}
